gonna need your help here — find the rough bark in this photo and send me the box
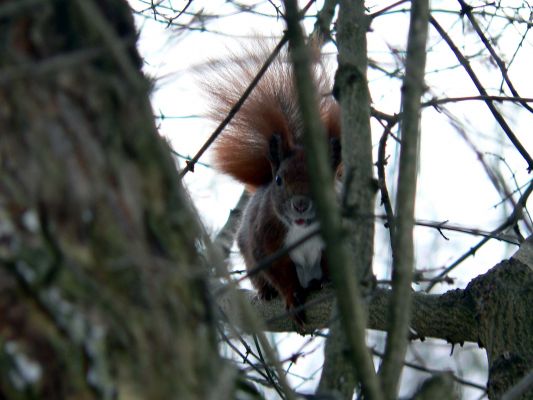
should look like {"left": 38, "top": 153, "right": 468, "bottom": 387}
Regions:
{"left": 315, "top": 0, "right": 379, "bottom": 398}
{"left": 0, "top": 1, "right": 228, "bottom": 399}
{"left": 475, "top": 258, "right": 533, "bottom": 399}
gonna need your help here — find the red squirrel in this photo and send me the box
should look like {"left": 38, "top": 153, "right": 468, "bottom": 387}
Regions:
{"left": 204, "top": 42, "right": 341, "bottom": 324}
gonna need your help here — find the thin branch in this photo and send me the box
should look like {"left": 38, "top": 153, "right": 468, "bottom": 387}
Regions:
{"left": 372, "top": 349, "right": 487, "bottom": 392}
{"left": 165, "top": 0, "right": 193, "bottom": 25}
{"left": 376, "top": 120, "right": 399, "bottom": 236}
{"left": 214, "top": 226, "right": 321, "bottom": 301}
{"left": 412, "top": 218, "right": 519, "bottom": 245}
{"left": 430, "top": 15, "right": 533, "bottom": 172}
{"left": 178, "top": 34, "right": 288, "bottom": 178}
{"left": 457, "top": 0, "right": 533, "bottom": 114}
{"left": 171, "top": 150, "right": 211, "bottom": 169}
{"left": 229, "top": 210, "right": 521, "bottom": 290}
{"left": 423, "top": 95, "right": 533, "bottom": 108}
{"left": 219, "top": 284, "right": 480, "bottom": 344}
{"left": 369, "top": 0, "right": 410, "bottom": 19}
{"left": 219, "top": 280, "right": 298, "bottom": 400}
{"left": 252, "top": 335, "right": 287, "bottom": 399}
{"left": 426, "top": 179, "right": 533, "bottom": 291}
{"left": 179, "top": 1, "right": 316, "bottom": 178}
{"left": 379, "top": 1, "right": 429, "bottom": 399}
{"left": 217, "top": 328, "right": 275, "bottom": 389}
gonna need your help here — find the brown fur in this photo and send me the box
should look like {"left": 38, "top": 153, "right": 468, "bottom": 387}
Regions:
{"left": 204, "top": 41, "right": 340, "bottom": 325}
{"left": 237, "top": 181, "right": 310, "bottom": 325}
{"left": 203, "top": 41, "right": 340, "bottom": 188}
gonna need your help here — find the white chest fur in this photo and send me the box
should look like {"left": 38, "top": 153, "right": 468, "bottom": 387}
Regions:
{"left": 285, "top": 223, "right": 324, "bottom": 288}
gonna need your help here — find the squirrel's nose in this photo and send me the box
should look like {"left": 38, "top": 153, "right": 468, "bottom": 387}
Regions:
{"left": 291, "top": 196, "right": 311, "bottom": 214}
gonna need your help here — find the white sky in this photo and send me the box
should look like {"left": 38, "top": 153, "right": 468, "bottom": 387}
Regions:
{"left": 129, "top": 1, "right": 532, "bottom": 397}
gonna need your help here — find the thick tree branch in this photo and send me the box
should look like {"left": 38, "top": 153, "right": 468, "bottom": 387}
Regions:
{"left": 219, "top": 283, "right": 478, "bottom": 344}
{"left": 219, "top": 250, "right": 532, "bottom": 349}
{"left": 220, "top": 238, "right": 533, "bottom": 398}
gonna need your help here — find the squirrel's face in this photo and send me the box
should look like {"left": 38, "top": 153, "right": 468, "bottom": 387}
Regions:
{"left": 271, "top": 150, "right": 316, "bottom": 228}
{"left": 267, "top": 133, "right": 342, "bottom": 228}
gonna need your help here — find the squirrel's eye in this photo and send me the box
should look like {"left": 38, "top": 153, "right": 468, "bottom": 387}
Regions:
{"left": 275, "top": 175, "right": 282, "bottom": 186}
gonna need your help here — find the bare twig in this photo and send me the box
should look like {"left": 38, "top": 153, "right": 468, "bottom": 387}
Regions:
{"left": 412, "top": 218, "right": 520, "bottom": 245}
{"left": 457, "top": 0, "right": 533, "bottom": 114}
{"left": 423, "top": 95, "right": 533, "bottom": 108}
{"left": 426, "top": 179, "right": 533, "bottom": 291}
{"left": 372, "top": 349, "right": 487, "bottom": 392}
{"left": 376, "top": 120, "right": 399, "bottom": 236}
{"left": 369, "top": 0, "right": 410, "bottom": 19}
{"left": 430, "top": 15, "right": 533, "bottom": 172}
{"left": 178, "top": 34, "right": 288, "bottom": 178}
{"left": 179, "top": 1, "right": 316, "bottom": 178}
{"left": 166, "top": 0, "right": 193, "bottom": 25}
{"left": 214, "top": 226, "right": 320, "bottom": 299}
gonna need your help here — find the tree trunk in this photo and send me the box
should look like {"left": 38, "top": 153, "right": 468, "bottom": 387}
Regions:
{"left": 0, "top": 1, "right": 229, "bottom": 398}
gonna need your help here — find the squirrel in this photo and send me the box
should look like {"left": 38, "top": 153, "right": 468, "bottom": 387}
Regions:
{"left": 204, "top": 41, "right": 341, "bottom": 325}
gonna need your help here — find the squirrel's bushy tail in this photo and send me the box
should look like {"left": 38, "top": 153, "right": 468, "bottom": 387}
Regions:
{"left": 202, "top": 40, "right": 340, "bottom": 189}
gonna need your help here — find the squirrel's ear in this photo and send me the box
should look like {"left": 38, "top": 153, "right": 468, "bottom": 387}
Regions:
{"left": 268, "top": 134, "right": 284, "bottom": 171}
{"left": 329, "top": 137, "right": 342, "bottom": 170}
